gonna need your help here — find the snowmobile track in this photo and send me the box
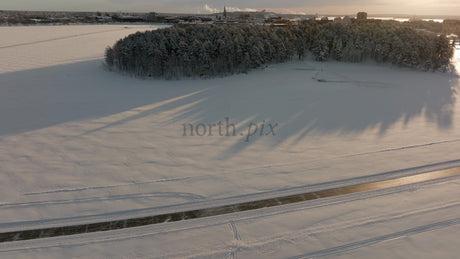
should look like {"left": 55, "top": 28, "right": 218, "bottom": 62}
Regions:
{"left": 0, "top": 166, "right": 459, "bottom": 243}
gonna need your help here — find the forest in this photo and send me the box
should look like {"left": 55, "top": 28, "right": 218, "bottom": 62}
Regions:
{"left": 105, "top": 22, "right": 455, "bottom": 79}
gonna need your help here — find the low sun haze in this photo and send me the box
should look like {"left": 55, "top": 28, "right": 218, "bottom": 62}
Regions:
{"left": 1, "top": 0, "right": 459, "bottom": 16}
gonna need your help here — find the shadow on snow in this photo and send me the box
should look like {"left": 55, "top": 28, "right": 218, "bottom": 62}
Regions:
{"left": 0, "top": 59, "right": 458, "bottom": 159}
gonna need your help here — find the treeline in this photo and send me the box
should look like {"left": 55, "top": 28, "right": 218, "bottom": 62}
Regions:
{"left": 402, "top": 20, "right": 460, "bottom": 36}
{"left": 105, "top": 23, "right": 454, "bottom": 79}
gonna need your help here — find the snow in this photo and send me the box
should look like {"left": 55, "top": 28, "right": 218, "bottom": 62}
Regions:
{"left": 1, "top": 176, "right": 459, "bottom": 258}
{"left": 0, "top": 25, "right": 459, "bottom": 258}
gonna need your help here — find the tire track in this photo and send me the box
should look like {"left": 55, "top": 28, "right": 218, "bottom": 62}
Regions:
{"left": 1, "top": 160, "right": 459, "bottom": 231}
{"left": 342, "top": 139, "right": 460, "bottom": 158}
{"left": 0, "top": 183, "right": 458, "bottom": 256}
{"left": 218, "top": 201, "right": 460, "bottom": 256}
{"left": 0, "top": 191, "right": 205, "bottom": 209}
{"left": 16, "top": 155, "right": 460, "bottom": 207}
{"left": 0, "top": 166, "right": 459, "bottom": 243}
{"left": 148, "top": 200, "right": 460, "bottom": 259}
{"left": 23, "top": 176, "right": 193, "bottom": 196}
{"left": 289, "top": 218, "right": 460, "bottom": 259}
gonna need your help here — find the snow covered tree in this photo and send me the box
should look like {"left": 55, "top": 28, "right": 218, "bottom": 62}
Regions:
{"left": 105, "top": 23, "right": 455, "bottom": 79}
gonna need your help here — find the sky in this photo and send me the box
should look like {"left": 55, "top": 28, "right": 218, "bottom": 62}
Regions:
{"left": 1, "top": 0, "right": 459, "bottom": 16}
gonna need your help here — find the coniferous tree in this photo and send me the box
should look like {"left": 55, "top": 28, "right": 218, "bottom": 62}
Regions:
{"left": 105, "top": 23, "right": 454, "bottom": 79}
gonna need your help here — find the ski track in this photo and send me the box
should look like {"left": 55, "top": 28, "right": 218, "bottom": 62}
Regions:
{"left": 1, "top": 177, "right": 457, "bottom": 258}
{"left": 233, "top": 140, "right": 460, "bottom": 173}
{"left": 180, "top": 192, "right": 460, "bottom": 258}
{"left": 199, "top": 220, "right": 460, "bottom": 259}
{"left": 342, "top": 138, "right": 460, "bottom": 157}
{"left": 229, "top": 221, "right": 242, "bottom": 259}
{"left": 23, "top": 176, "right": 195, "bottom": 196}
{"left": 0, "top": 191, "right": 205, "bottom": 209}
{"left": 288, "top": 218, "right": 460, "bottom": 259}
{"left": 13, "top": 138, "right": 460, "bottom": 198}
{"left": 2, "top": 159, "right": 459, "bottom": 230}
{"left": 1, "top": 176, "right": 460, "bottom": 242}
{"left": 0, "top": 26, "right": 152, "bottom": 49}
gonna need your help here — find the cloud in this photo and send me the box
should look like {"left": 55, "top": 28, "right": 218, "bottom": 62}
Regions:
{"left": 273, "top": 9, "right": 307, "bottom": 15}
{"left": 202, "top": 3, "right": 259, "bottom": 14}
{"left": 203, "top": 4, "right": 219, "bottom": 13}
{"left": 226, "top": 6, "right": 258, "bottom": 12}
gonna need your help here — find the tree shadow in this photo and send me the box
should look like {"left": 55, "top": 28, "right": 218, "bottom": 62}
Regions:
{"left": 1, "top": 59, "right": 458, "bottom": 161}
{"left": 156, "top": 61, "right": 459, "bottom": 159}
{"left": 0, "top": 59, "right": 206, "bottom": 137}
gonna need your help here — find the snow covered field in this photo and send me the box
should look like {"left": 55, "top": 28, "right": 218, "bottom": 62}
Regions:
{"left": 0, "top": 25, "right": 459, "bottom": 258}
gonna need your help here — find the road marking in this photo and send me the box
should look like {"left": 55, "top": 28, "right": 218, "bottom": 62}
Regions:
{"left": 0, "top": 166, "right": 459, "bottom": 243}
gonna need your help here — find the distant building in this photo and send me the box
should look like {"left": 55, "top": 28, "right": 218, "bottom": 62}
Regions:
{"left": 443, "top": 19, "right": 460, "bottom": 34}
{"left": 357, "top": 12, "right": 368, "bottom": 20}
{"left": 343, "top": 16, "right": 354, "bottom": 23}
{"left": 216, "top": 6, "right": 228, "bottom": 21}
{"left": 164, "top": 16, "right": 181, "bottom": 23}
{"left": 115, "top": 15, "right": 144, "bottom": 23}
{"left": 444, "top": 19, "right": 460, "bottom": 25}
{"left": 144, "top": 12, "right": 157, "bottom": 22}
{"left": 96, "top": 15, "right": 112, "bottom": 23}
{"left": 315, "top": 16, "right": 332, "bottom": 24}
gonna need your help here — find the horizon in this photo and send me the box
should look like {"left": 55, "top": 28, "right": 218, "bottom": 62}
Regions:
{"left": 2, "top": 9, "right": 460, "bottom": 18}
{"left": 1, "top": 0, "right": 459, "bottom": 16}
